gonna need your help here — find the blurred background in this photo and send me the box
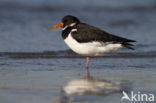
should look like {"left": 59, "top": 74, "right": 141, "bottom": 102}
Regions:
{"left": 0, "top": 0, "right": 156, "bottom": 52}
{"left": 0, "top": 0, "right": 156, "bottom": 103}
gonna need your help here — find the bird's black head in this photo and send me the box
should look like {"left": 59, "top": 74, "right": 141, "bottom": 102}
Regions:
{"left": 48, "top": 15, "right": 80, "bottom": 30}
{"left": 62, "top": 15, "right": 80, "bottom": 27}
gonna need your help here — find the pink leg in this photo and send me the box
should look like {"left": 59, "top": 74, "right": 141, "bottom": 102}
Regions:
{"left": 86, "top": 56, "right": 90, "bottom": 79}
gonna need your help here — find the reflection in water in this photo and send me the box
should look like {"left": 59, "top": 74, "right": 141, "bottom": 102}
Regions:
{"left": 54, "top": 76, "right": 132, "bottom": 103}
{"left": 62, "top": 77, "right": 121, "bottom": 95}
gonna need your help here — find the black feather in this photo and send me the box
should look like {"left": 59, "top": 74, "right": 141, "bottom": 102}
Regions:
{"left": 62, "top": 27, "right": 72, "bottom": 39}
{"left": 72, "top": 23, "right": 136, "bottom": 43}
{"left": 122, "top": 43, "right": 135, "bottom": 50}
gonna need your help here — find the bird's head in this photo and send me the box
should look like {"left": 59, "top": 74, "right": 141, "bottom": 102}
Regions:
{"left": 48, "top": 15, "right": 80, "bottom": 30}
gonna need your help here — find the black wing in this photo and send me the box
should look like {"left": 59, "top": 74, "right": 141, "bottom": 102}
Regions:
{"left": 72, "top": 23, "right": 136, "bottom": 49}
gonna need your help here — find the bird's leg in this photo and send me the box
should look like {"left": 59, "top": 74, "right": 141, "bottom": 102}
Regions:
{"left": 86, "top": 56, "right": 90, "bottom": 79}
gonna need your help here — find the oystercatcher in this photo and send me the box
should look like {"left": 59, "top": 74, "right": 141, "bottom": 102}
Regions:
{"left": 48, "top": 15, "right": 135, "bottom": 77}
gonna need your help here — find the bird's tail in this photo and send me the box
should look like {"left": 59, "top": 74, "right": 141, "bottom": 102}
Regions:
{"left": 122, "top": 42, "right": 135, "bottom": 50}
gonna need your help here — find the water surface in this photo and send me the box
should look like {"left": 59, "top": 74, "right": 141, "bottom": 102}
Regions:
{"left": 0, "top": 0, "right": 156, "bottom": 103}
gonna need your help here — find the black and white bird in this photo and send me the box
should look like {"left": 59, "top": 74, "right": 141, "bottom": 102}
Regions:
{"left": 48, "top": 15, "right": 135, "bottom": 77}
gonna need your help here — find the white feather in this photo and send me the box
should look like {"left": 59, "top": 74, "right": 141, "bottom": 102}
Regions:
{"left": 64, "top": 30, "right": 122, "bottom": 56}
{"left": 62, "top": 25, "right": 68, "bottom": 30}
{"left": 62, "top": 23, "right": 76, "bottom": 30}
{"left": 70, "top": 23, "right": 76, "bottom": 26}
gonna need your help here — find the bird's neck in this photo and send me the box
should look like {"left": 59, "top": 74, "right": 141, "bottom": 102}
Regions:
{"left": 62, "top": 26, "right": 73, "bottom": 39}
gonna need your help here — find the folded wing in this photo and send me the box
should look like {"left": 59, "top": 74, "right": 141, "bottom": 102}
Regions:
{"left": 72, "top": 23, "right": 136, "bottom": 49}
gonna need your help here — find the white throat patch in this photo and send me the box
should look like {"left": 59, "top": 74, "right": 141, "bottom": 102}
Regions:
{"left": 62, "top": 23, "right": 76, "bottom": 31}
{"left": 62, "top": 25, "right": 68, "bottom": 30}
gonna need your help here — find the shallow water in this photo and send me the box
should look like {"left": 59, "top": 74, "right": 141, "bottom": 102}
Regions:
{"left": 0, "top": 0, "right": 156, "bottom": 103}
{"left": 0, "top": 57, "right": 156, "bottom": 103}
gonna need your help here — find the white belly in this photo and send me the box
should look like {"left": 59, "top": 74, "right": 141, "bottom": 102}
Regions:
{"left": 64, "top": 33, "right": 122, "bottom": 56}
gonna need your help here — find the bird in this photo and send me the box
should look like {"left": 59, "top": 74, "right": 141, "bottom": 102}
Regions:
{"left": 48, "top": 15, "right": 136, "bottom": 77}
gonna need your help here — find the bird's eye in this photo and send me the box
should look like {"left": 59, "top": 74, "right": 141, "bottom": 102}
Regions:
{"left": 63, "top": 19, "right": 67, "bottom": 23}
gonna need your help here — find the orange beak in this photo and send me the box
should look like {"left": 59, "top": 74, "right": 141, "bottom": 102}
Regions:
{"left": 48, "top": 22, "right": 64, "bottom": 30}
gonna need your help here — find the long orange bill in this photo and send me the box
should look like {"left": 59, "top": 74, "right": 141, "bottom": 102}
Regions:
{"left": 48, "top": 22, "right": 64, "bottom": 30}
